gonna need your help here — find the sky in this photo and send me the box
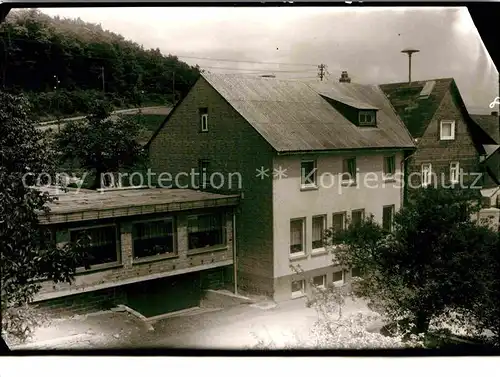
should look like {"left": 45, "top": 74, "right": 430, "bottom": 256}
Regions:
{"left": 40, "top": 6, "right": 499, "bottom": 114}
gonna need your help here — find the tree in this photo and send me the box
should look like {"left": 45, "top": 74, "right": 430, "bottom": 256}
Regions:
{"left": 0, "top": 9, "right": 201, "bottom": 118}
{"left": 53, "top": 100, "right": 147, "bottom": 189}
{"left": 0, "top": 91, "right": 84, "bottom": 346}
{"left": 326, "top": 186, "right": 499, "bottom": 338}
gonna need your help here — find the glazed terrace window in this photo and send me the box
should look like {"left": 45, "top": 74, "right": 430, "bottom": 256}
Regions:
{"left": 188, "top": 214, "right": 225, "bottom": 250}
{"left": 132, "top": 218, "right": 176, "bottom": 259}
{"left": 70, "top": 225, "right": 119, "bottom": 268}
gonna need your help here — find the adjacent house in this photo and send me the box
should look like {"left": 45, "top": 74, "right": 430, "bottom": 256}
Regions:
{"left": 380, "top": 79, "right": 500, "bottom": 192}
{"left": 470, "top": 112, "right": 500, "bottom": 207}
{"left": 34, "top": 186, "right": 239, "bottom": 317}
{"left": 147, "top": 73, "right": 415, "bottom": 301}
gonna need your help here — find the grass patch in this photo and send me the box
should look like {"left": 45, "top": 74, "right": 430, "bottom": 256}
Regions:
{"left": 124, "top": 114, "right": 166, "bottom": 145}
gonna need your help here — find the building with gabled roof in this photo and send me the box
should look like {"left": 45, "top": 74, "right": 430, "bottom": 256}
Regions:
{"left": 147, "top": 72, "right": 415, "bottom": 300}
{"left": 380, "top": 78, "right": 500, "bottom": 191}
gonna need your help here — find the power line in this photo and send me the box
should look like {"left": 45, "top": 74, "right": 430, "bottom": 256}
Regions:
{"left": 176, "top": 55, "right": 317, "bottom": 67}
{"left": 199, "top": 66, "right": 317, "bottom": 73}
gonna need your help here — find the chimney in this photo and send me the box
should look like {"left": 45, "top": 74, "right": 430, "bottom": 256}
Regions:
{"left": 339, "top": 71, "right": 351, "bottom": 83}
{"left": 491, "top": 111, "right": 498, "bottom": 116}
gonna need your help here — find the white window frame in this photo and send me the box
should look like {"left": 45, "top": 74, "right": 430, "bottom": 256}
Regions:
{"left": 358, "top": 110, "right": 376, "bottom": 126}
{"left": 351, "top": 209, "right": 365, "bottom": 226}
{"left": 311, "top": 214, "right": 327, "bottom": 253}
{"left": 201, "top": 113, "right": 209, "bottom": 132}
{"left": 69, "top": 223, "right": 121, "bottom": 271}
{"left": 300, "top": 160, "right": 317, "bottom": 189}
{"left": 312, "top": 274, "right": 326, "bottom": 289}
{"left": 384, "top": 155, "right": 396, "bottom": 179}
{"left": 421, "top": 163, "right": 432, "bottom": 187}
{"left": 450, "top": 162, "right": 460, "bottom": 183}
{"left": 332, "top": 270, "right": 346, "bottom": 287}
{"left": 440, "top": 120, "right": 455, "bottom": 140}
{"left": 289, "top": 218, "right": 306, "bottom": 256}
{"left": 342, "top": 157, "right": 357, "bottom": 184}
{"left": 291, "top": 279, "right": 306, "bottom": 298}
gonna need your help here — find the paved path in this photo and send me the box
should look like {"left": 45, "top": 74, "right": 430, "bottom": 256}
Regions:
{"left": 37, "top": 106, "right": 171, "bottom": 132}
{"left": 8, "top": 297, "right": 372, "bottom": 350}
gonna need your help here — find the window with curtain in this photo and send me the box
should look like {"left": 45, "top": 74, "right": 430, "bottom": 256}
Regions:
{"left": 132, "top": 218, "right": 175, "bottom": 259}
{"left": 312, "top": 215, "right": 326, "bottom": 250}
{"left": 188, "top": 213, "right": 224, "bottom": 250}
{"left": 290, "top": 218, "right": 305, "bottom": 254}
{"left": 71, "top": 225, "right": 118, "bottom": 267}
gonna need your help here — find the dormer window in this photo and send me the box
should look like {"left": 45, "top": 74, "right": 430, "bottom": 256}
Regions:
{"left": 358, "top": 110, "right": 376, "bottom": 126}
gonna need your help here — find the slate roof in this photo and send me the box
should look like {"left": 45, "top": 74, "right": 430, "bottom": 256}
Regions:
{"left": 379, "top": 78, "right": 454, "bottom": 138}
{"left": 470, "top": 114, "right": 500, "bottom": 144}
{"left": 201, "top": 72, "right": 415, "bottom": 153}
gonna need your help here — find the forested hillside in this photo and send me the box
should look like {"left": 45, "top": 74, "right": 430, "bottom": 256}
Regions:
{"left": 0, "top": 9, "right": 200, "bottom": 119}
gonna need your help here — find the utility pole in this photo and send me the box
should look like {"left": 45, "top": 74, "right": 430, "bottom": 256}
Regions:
{"left": 99, "top": 66, "right": 105, "bottom": 93}
{"left": 53, "top": 74, "right": 61, "bottom": 132}
{"left": 318, "top": 64, "right": 327, "bottom": 81}
{"left": 172, "top": 71, "right": 176, "bottom": 105}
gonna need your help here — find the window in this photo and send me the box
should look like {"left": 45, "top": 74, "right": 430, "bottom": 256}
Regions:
{"left": 332, "top": 212, "right": 346, "bottom": 233}
{"left": 291, "top": 279, "right": 306, "bottom": 298}
{"left": 290, "top": 218, "right": 305, "bottom": 255}
{"left": 198, "top": 159, "right": 210, "bottom": 189}
{"left": 199, "top": 107, "right": 208, "bottom": 132}
{"left": 382, "top": 205, "right": 395, "bottom": 232}
{"left": 313, "top": 275, "right": 326, "bottom": 289}
{"left": 359, "top": 110, "right": 376, "bottom": 126}
{"left": 351, "top": 209, "right": 365, "bottom": 227}
{"left": 333, "top": 270, "right": 346, "bottom": 286}
{"left": 312, "top": 215, "right": 327, "bottom": 250}
{"left": 384, "top": 155, "right": 396, "bottom": 177}
{"left": 301, "top": 160, "right": 317, "bottom": 188}
{"left": 440, "top": 120, "right": 455, "bottom": 140}
{"left": 351, "top": 267, "right": 362, "bottom": 278}
{"left": 421, "top": 163, "right": 432, "bottom": 187}
{"left": 132, "top": 218, "right": 175, "bottom": 259}
{"left": 187, "top": 213, "right": 224, "bottom": 250}
{"left": 450, "top": 162, "right": 460, "bottom": 183}
{"left": 70, "top": 225, "right": 119, "bottom": 268}
{"left": 37, "top": 228, "right": 55, "bottom": 250}
{"left": 342, "top": 158, "right": 357, "bottom": 183}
